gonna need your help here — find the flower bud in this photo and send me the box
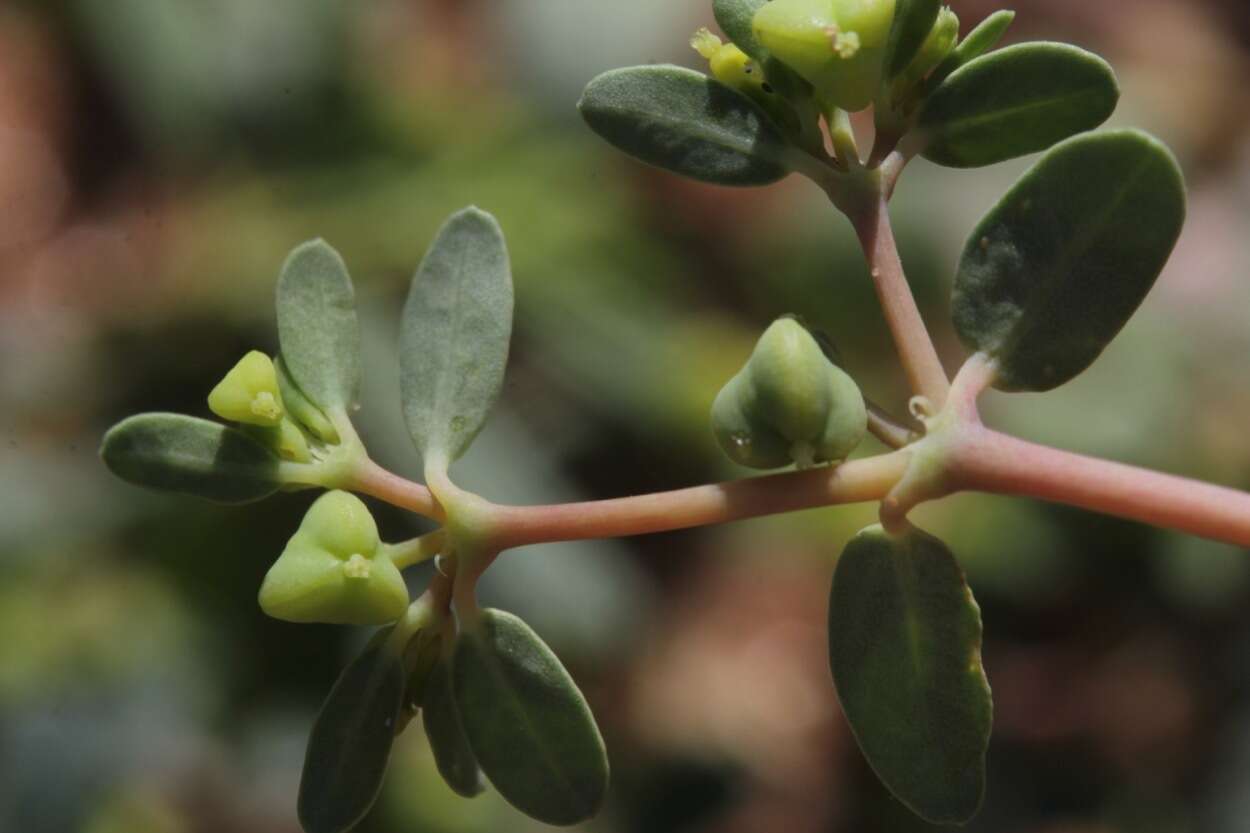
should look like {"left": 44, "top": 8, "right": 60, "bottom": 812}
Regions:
{"left": 752, "top": 0, "right": 896, "bottom": 112}
{"left": 259, "top": 490, "right": 409, "bottom": 625}
{"left": 208, "top": 351, "right": 285, "bottom": 427}
{"left": 711, "top": 318, "right": 867, "bottom": 469}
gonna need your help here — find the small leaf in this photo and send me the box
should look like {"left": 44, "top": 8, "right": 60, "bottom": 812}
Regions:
{"left": 101, "top": 413, "right": 281, "bottom": 504}
{"left": 885, "top": 0, "right": 941, "bottom": 79}
{"left": 579, "top": 65, "right": 793, "bottom": 186}
{"left": 829, "top": 524, "right": 992, "bottom": 825}
{"left": 453, "top": 609, "right": 608, "bottom": 826}
{"left": 423, "top": 657, "right": 485, "bottom": 798}
{"left": 953, "top": 129, "right": 1186, "bottom": 391}
{"left": 400, "top": 207, "right": 513, "bottom": 468}
{"left": 276, "top": 239, "right": 361, "bottom": 415}
{"left": 917, "top": 42, "right": 1118, "bottom": 168}
{"left": 299, "top": 628, "right": 405, "bottom": 833}
{"left": 929, "top": 10, "right": 1015, "bottom": 85}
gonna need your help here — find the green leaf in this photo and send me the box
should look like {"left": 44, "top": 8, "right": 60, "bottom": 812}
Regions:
{"left": 276, "top": 239, "right": 361, "bottom": 415}
{"left": 453, "top": 609, "right": 608, "bottom": 826}
{"left": 929, "top": 10, "right": 1015, "bottom": 85}
{"left": 422, "top": 657, "right": 486, "bottom": 798}
{"left": 101, "top": 413, "right": 281, "bottom": 504}
{"left": 829, "top": 525, "right": 992, "bottom": 825}
{"left": 885, "top": 0, "right": 941, "bottom": 78}
{"left": 916, "top": 42, "right": 1118, "bottom": 168}
{"left": 299, "top": 628, "right": 405, "bottom": 833}
{"left": 953, "top": 129, "right": 1186, "bottom": 391}
{"left": 400, "top": 207, "right": 513, "bottom": 468}
{"left": 579, "top": 65, "right": 793, "bottom": 186}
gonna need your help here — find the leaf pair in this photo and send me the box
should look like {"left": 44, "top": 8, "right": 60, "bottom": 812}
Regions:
{"left": 101, "top": 239, "right": 362, "bottom": 502}
{"left": 299, "top": 609, "right": 608, "bottom": 832}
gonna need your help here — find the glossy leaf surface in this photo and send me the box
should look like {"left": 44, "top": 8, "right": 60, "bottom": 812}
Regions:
{"left": 830, "top": 525, "right": 992, "bottom": 825}
{"left": 101, "top": 413, "right": 280, "bottom": 504}
{"left": 917, "top": 42, "right": 1118, "bottom": 167}
{"left": 400, "top": 207, "right": 513, "bottom": 467}
{"left": 299, "top": 629, "right": 405, "bottom": 833}
{"left": 579, "top": 65, "right": 792, "bottom": 186}
{"left": 276, "top": 240, "right": 361, "bottom": 415}
{"left": 453, "top": 609, "right": 608, "bottom": 826}
{"left": 953, "top": 129, "right": 1186, "bottom": 391}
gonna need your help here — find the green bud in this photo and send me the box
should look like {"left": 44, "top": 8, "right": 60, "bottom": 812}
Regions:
{"left": 711, "top": 318, "right": 867, "bottom": 469}
{"left": 259, "top": 491, "right": 409, "bottom": 625}
{"left": 753, "top": 0, "right": 897, "bottom": 112}
{"left": 207, "top": 351, "right": 285, "bottom": 427}
{"left": 275, "top": 354, "right": 341, "bottom": 444}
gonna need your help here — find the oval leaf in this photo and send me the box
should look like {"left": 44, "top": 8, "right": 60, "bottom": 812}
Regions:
{"left": 579, "top": 65, "right": 793, "bottom": 186}
{"left": 400, "top": 207, "right": 513, "bottom": 467}
{"left": 953, "top": 129, "right": 1186, "bottom": 391}
{"left": 276, "top": 239, "right": 361, "bottom": 415}
{"left": 829, "top": 524, "right": 992, "bottom": 825}
{"left": 917, "top": 42, "right": 1118, "bottom": 168}
{"left": 929, "top": 10, "right": 1015, "bottom": 86}
{"left": 101, "top": 413, "right": 281, "bottom": 504}
{"left": 885, "top": 0, "right": 941, "bottom": 79}
{"left": 422, "top": 658, "right": 486, "bottom": 798}
{"left": 299, "top": 629, "right": 405, "bottom": 833}
{"left": 453, "top": 609, "right": 608, "bottom": 826}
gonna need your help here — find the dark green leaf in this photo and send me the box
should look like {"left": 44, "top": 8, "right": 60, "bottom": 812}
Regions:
{"left": 423, "top": 658, "right": 485, "bottom": 798}
{"left": 400, "top": 207, "right": 513, "bottom": 468}
{"left": 830, "top": 525, "right": 992, "bottom": 825}
{"left": 917, "top": 42, "right": 1118, "bottom": 168}
{"left": 101, "top": 413, "right": 281, "bottom": 504}
{"left": 929, "top": 10, "right": 1015, "bottom": 85}
{"left": 276, "top": 239, "right": 361, "bottom": 415}
{"left": 885, "top": 0, "right": 941, "bottom": 78}
{"left": 579, "top": 65, "right": 793, "bottom": 186}
{"left": 453, "top": 609, "right": 608, "bottom": 826}
{"left": 299, "top": 628, "right": 405, "bottom": 833}
{"left": 953, "top": 129, "right": 1186, "bottom": 391}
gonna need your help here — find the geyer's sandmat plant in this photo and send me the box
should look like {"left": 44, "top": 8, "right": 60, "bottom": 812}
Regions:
{"left": 103, "top": 0, "right": 1249, "bottom": 828}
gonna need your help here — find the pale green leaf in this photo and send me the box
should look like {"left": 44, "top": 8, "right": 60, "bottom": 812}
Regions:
{"left": 400, "top": 207, "right": 513, "bottom": 467}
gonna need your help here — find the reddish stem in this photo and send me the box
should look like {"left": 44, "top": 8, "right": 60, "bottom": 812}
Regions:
{"left": 953, "top": 427, "right": 1250, "bottom": 547}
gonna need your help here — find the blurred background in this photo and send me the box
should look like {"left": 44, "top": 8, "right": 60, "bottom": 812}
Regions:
{"left": 3, "top": 1, "right": 1250, "bottom": 831}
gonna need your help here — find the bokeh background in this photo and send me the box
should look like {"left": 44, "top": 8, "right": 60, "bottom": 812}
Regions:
{"left": 4, "top": 1, "right": 1250, "bottom": 831}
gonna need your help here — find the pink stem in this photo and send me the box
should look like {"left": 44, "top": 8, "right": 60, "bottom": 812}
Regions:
{"left": 954, "top": 427, "right": 1250, "bottom": 547}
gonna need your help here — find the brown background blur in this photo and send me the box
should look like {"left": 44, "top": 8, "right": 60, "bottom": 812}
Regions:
{"left": 4, "top": 2, "right": 1250, "bottom": 832}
